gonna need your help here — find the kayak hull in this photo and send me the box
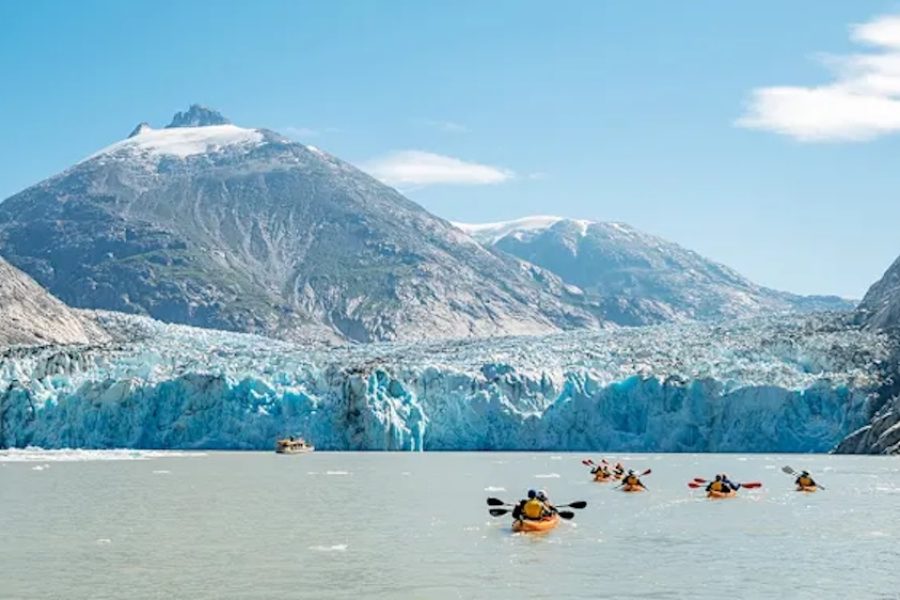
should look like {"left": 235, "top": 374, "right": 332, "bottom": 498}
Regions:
{"left": 707, "top": 490, "right": 737, "bottom": 499}
{"left": 594, "top": 475, "right": 612, "bottom": 483}
{"left": 796, "top": 486, "right": 817, "bottom": 493}
{"left": 512, "top": 514, "right": 560, "bottom": 533}
{"left": 621, "top": 484, "right": 645, "bottom": 493}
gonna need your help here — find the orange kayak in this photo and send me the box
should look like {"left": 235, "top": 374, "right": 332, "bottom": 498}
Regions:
{"left": 796, "top": 485, "right": 817, "bottom": 493}
{"left": 707, "top": 489, "right": 737, "bottom": 499}
{"left": 512, "top": 514, "right": 560, "bottom": 533}
{"left": 621, "top": 484, "right": 645, "bottom": 492}
{"left": 594, "top": 474, "right": 612, "bottom": 483}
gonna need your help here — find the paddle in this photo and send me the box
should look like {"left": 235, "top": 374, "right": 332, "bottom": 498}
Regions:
{"left": 782, "top": 466, "right": 825, "bottom": 490}
{"left": 490, "top": 507, "right": 578, "bottom": 520}
{"left": 486, "top": 497, "right": 514, "bottom": 507}
{"left": 556, "top": 500, "right": 587, "bottom": 509}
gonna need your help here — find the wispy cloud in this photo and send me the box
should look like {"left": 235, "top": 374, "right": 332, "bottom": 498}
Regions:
{"left": 737, "top": 13, "right": 900, "bottom": 141}
{"left": 361, "top": 150, "right": 514, "bottom": 186}
{"left": 414, "top": 118, "right": 470, "bottom": 134}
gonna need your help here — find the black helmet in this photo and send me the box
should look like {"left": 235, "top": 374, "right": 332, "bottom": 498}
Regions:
{"left": 527, "top": 489, "right": 537, "bottom": 499}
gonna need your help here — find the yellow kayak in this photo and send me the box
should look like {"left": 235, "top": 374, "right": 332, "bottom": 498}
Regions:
{"left": 621, "top": 484, "right": 645, "bottom": 493}
{"left": 707, "top": 489, "right": 737, "bottom": 499}
{"left": 796, "top": 485, "right": 817, "bottom": 493}
{"left": 512, "top": 514, "right": 560, "bottom": 533}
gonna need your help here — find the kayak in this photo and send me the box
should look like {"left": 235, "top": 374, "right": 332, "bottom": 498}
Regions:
{"left": 707, "top": 489, "right": 737, "bottom": 499}
{"left": 621, "top": 484, "right": 645, "bottom": 493}
{"left": 594, "top": 474, "right": 612, "bottom": 483}
{"left": 796, "top": 485, "right": 817, "bottom": 493}
{"left": 512, "top": 514, "right": 560, "bottom": 533}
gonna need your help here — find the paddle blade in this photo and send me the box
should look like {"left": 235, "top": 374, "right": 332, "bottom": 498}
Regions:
{"left": 488, "top": 508, "right": 510, "bottom": 517}
{"left": 486, "top": 497, "right": 507, "bottom": 506}
{"left": 581, "top": 460, "right": 591, "bottom": 466}
{"left": 557, "top": 510, "right": 575, "bottom": 520}
{"left": 741, "top": 482, "right": 763, "bottom": 489}
{"left": 688, "top": 482, "right": 704, "bottom": 489}
{"left": 781, "top": 466, "right": 795, "bottom": 475}
{"left": 693, "top": 478, "right": 708, "bottom": 483}
{"left": 641, "top": 468, "right": 652, "bottom": 476}
{"left": 565, "top": 501, "right": 587, "bottom": 509}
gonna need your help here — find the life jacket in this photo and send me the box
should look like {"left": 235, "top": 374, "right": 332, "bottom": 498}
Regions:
{"left": 624, "top": 475, "right": 639, "bottom": 486}
{"left": 522, "top": 498, "right": 545, "bottom": 519}
{"left": 709, "top": 481, "right": 724, "bottom": 492}
{"left": 798, "top": 476, "right": 814, "bottom": 487}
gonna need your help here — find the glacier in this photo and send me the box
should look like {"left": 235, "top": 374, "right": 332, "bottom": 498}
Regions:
{"left": 0, "top": 312, "right": 892, "bottom": 452}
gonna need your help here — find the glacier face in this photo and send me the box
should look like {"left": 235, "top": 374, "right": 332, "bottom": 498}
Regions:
{"left": 0, "top": 312, "right": 891, "bottom": 452}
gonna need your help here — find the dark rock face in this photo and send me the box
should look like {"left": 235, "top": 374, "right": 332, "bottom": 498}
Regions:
{"left": 0, "top": 108, "right": 599, "bottom": 343}
{"left": 166, "top": 104, "right": 230, "bottom": 128}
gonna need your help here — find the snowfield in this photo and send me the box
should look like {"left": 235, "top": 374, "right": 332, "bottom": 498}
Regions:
{"left": 0, "top": 312, "right": 892, "bottom": 452}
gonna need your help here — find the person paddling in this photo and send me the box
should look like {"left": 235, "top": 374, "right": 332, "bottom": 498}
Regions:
{"left": 795, "top": 470, "right": 817, "bottom": 489}
{"left": 619, "top": 469, "right": 646, "bottom": 490}
{"left": 720, "top": 473, "right": 741, "bottom": 492}
{"left": 537, "top": 489, "right": 556, "bottom": 514}
{"left": 613, "top": 462, "right": 625, "bottom": 479}
{"left": 705, "top": 474, "right": 727, "bottom": 494}
{"left": 517, "top": 490, "right": 550, "bottom": 521}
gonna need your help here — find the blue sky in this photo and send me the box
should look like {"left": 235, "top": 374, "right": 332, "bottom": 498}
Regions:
{"left": 2, "top": 0, "right": 900, "bottom": 298}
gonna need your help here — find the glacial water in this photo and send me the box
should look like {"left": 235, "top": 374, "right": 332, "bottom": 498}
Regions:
{"left": 1, "top": 451, "right": 898, "bottom": 600}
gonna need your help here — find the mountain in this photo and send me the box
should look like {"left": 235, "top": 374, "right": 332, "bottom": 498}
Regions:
{"left": 455, "top": 216, "right": 854, "bottom": 326}
{"left": 857, "top": 255, "right": 900, "bottom": 330}
{"left": 0, "top": 106, "right": 598, "bottom": 343}
{"left": 0, "top": 256, "right": 107, "bottom": 347}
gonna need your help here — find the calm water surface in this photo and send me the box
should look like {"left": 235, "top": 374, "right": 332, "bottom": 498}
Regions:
{"left": 1, "top": 452, "right": 899, "bottom": 600}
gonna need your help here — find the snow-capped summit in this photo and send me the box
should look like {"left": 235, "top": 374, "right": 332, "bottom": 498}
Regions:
{"left": 456, "top": 216, "right": 853, "bottom": 325}
{"left": 166, "top": 104, "right": 231, "bottom": 128}
{"left": 92, "top": 122, "right": 265, "bottom": 161}
{"left": 0, "top": 107, "right": 598, "bottom": 343}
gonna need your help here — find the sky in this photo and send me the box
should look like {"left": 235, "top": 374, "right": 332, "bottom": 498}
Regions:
{"left": 2, "top": 0, "right": 900, "bottom": 298}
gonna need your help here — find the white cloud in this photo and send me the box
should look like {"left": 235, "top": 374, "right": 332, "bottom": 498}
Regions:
{"left": 361, "top": 150, "right": 514, "bottom": 186}
{"left": 416, "top": 119, "right": 470, "bottom": 134}
{"left": 737, "top": 12, "right": 900, "bottom": 141}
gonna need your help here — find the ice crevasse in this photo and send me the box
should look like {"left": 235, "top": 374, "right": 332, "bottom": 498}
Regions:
{"left": 0, "top": 312, "right": 892, "bottom": 452}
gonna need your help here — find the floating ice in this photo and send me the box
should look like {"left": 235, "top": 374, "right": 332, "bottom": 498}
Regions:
{"left": 309, "top": 544, "right": 348, "bottom": 552}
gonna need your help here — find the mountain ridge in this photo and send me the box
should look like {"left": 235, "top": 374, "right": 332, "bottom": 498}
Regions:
{"left": 455, "top": 215, "right": 854, "bottom": 325}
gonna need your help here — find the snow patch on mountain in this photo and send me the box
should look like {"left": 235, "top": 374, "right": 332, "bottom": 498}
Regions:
{"left": 455, "top": 215, "right": 591, "bottom": 244}
{"left": 87, "top": 124, "right": 264, "bottom": 162}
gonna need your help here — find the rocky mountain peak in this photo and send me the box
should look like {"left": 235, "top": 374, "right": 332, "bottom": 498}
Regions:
{"left": 166, "top": 104, "right": 231, "bottom": 128}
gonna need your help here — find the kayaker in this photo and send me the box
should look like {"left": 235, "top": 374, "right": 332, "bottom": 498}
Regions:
{"left": 705, "top": 475, "right": 725, "bottom": 493}
{"left": 614, "top": 463, "right": 625, "bottom": 478}
{"left": 620, "top": 469, "right": 645, "bottom": 490}
{"left": 513, "top": 489, "right": 537, "bottom": 520}
{"left": 795, "top": 470, "right": 816, "bottom": 488}
{"left": 720, "top": 473, "right": 741, "bottom": 491}
{"left": 592, "top": 465, "right": 612, "bottom": 478}
{"left": 537, "top": 489, "right": 556, "bottom": 514}
{"left": 520, "top": 490, "right": 548, "bottom": 520}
